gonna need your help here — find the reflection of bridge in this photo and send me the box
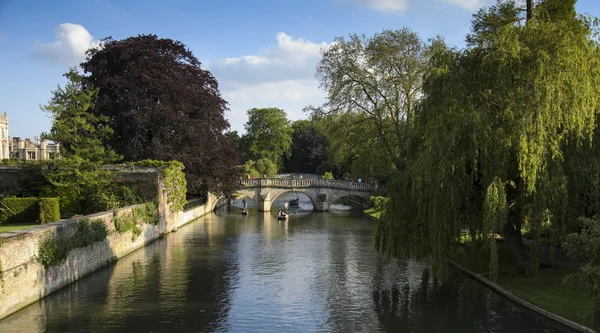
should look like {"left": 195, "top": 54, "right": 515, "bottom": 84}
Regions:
{"left": 238, "top": 178, "right": 377, "bottom": 212}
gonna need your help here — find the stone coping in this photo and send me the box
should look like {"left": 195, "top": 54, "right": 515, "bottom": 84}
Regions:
{"left": 447, "top": 259, "right": 595, "bottom": 333}
{"left": 0, "top": 203, "right": 145, "bottom": 240}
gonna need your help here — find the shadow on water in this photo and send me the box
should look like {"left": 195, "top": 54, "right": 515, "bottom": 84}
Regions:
{"left": 0, "top": 208, "right": 570, "bottom": 333}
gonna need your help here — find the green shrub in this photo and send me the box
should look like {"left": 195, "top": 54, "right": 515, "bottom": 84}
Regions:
{"left": 37, "top": 218, "right": 107, "bottom": 267}
{"left": 113, "top": 210, "right": 141, "bottom": 240}
{"left": 39, "top": 198, "right": 60, "bottom": 224}
{"left": 0, "top": 198, "right": 40, "bottom": 224}
{"left": 323, "top": 172, "right": 334, "bottom": 179}
{"left": 113, "top": 201, "right": 161, "bottom": 240}
{"left": 370, "top": 196, "right": 389, "bottom": 211}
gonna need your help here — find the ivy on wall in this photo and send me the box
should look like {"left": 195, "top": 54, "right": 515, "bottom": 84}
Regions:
{"left": 113, "top": 201, "right": 160, "bottom": 241}
{"left": 37, "top": 218, "right": 108, "bottom": 267}
{"left": 126, "top": 160, "right": 187, "bottom": 213}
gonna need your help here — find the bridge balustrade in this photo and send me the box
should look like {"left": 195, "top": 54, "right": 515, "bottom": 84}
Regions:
{"left": 239, "top": 178, "right": 376, "bottom": 192}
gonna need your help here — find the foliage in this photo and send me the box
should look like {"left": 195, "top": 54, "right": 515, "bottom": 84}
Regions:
{"left": 254, "top": 158, "right": 277, "bottom": 177}
{"left": 37, "top": 218, "right": 108, "bottom": 267}
{"left": 242, "top": 160, "right": 261, "bottom": 179}
{"left": 113, "top": 209, "right": 141, "bottom": 240}
{"left": 39, "top": 198, "right": 60, "bottom": 224}
{"left": 41, "top": 157, "right": 121, "bottom": 216}
{"left": 564, "top": 217, "right": 600, "bottom": 330}
{"left": 285, "top": 120, "right": 328, "bottom": 173}
{"left": 243, "top": 107, "right": 293, "bottom": 170}
{"left": 309, "top": 110, "right": 397, "bottom": 180}
{"left": 369, "top": 196, "right": 389, "bottom": 212}
{"left": 81, "top": 35, "right": 240, "bottom": 196}
{"left": 323, "top": 172, "right": 333, "bottom": 179}
{"left": 128, "top": 160, "right": 187, "bottom": 213}
{"left": 0, "top": 198, "right": 39, "bottom": 224}
{"left": 0, "top": 197, "right": 59, "bottom": 224}
{"left": 41, "top": 68, "right": 126, "bottom": 216}
{"left": 41, "top": 68, "right": 120, "bottom": 163}
{"left": 376, "top": 0, "right": 600, "bottom": 277}
{"left": 113, "top": 201, "right": 160, "bottom": 240}
{"left": 316, "top": 28, "right": 431, "bottom": 172}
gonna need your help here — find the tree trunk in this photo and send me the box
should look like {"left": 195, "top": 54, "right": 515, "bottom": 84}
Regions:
{"left": 526, "top": 0, "right": 533, "bottom": 21}
{"left": 503, "top": 180, "right": 534, "bottom": 275}
{"left": 502, "top": 220, "right": 534, "bottom": 275}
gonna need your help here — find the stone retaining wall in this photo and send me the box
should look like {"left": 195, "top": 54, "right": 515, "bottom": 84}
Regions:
{"left": 0, "top": 193, "right": 221, "bottom": 320}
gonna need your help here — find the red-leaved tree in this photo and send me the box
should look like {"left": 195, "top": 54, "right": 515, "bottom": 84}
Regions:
{"left": 81, "top": 34, "right": 241, "bottom": 196}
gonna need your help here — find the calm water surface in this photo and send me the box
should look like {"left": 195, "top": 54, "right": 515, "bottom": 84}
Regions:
{"left": 0, "top": 194, "right": 567, "bottom": 333}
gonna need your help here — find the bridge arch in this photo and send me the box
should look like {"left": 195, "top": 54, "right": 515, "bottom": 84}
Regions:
{"left": 270, "top": 189, "right": 318, "bottom": 210}
{"left": 328, "top": 192, "right": 371, "bottom": 208}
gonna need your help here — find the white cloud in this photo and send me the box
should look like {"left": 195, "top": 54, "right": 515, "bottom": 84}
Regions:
{"left": 439, "top": 0, "right": 492, "bottom": 11}
{"left": 31, "top": 23, "right": 101, "bottom": 67}
{"left": 210, "top": 33, "right": 333, "bottom": 133}
{"left": 343, "top": 0, "right": 409, "bottom": 13}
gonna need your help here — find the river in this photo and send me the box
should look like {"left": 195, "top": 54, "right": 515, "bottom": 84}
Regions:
{"left": 0, "top": 193, "right": 567, "bottom": 332}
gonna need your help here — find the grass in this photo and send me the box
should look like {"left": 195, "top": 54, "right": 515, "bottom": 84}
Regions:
{"left": 452, "top": 243, "right": 593, "bottom": 328}
{"left": 0, "top": 223, "right": 40, "bottom": 233}
{"left": 364, "top": 207, "right": 383, "bottom": 219}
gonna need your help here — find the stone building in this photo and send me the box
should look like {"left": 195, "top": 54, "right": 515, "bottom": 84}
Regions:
{"left": 0, "top": 113, "right": 9, "bottom": 160}
{"left": 10, "top": 137, "right": 60, "bottom": 160}
{"left": 0, "top": 113, "right": 60, "bottom": 161}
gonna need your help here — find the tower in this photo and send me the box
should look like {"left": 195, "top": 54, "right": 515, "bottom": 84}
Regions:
{"left": 0, "top": 113, "right": 8, "bottom": 160}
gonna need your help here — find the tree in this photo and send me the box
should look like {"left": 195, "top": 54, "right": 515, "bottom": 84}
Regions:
{"left": 285, "top": 120, "right": 328, "bottom": 174}
{"left": 81, "top": 35, "right": 240, "bottom": 195}
{"left": 563, "top": 217, "right": 600, "bottom": 331}
{"left": 42, "top": 68, "right": 120, "bottom": 164}
{"left": 314, "top": 111, "right": 397, "bottom": 180}
{"left": 376, "top": 0, "right": 600, "bottom": 276}
{"left": 255, "top": 158, "right": 277, "bottom": 177}
{"left": 316, "top": 28, "right": 430, "bottom": 172}
{"left": 243, "top": 107, "right": 293, "bottom": 170}
{"left": 41, "top": 69, "right": 123, "bottom": 215}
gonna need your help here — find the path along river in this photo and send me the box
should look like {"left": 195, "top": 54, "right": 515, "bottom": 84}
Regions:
{"left": 0, "top": 193, "right": 568, "bottom": 333}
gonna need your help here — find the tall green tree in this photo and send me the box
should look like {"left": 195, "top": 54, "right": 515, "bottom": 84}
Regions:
{"left": 42, "top": 68, "right": 120, "bottom": 164}
{"left": 243, "top": 107, "right": 293, "bottom": 170}
{"left": 41, "top": 69, "right": 122, "bottom": 215}
{"left": 285, "top": 119, "right": 328, "bottom": 174}
{"left": 316, "top": 28, "right": 430, "bottom": 172}
{"left": 81, "top": 35, "right": 240, "bottom": 196}
{"left": 376, "top": 0, "right": 600, "bottom": 276}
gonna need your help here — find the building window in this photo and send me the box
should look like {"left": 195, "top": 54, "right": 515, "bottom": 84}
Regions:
{"left": 49, "top": 152, "right": 56, "bottom": 160}
{"left": 28, "top": 152, "right": 36, "bottom": 160}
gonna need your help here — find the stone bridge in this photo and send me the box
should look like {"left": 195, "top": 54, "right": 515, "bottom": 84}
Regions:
{"left": 237, "top": 178, "right": 377, "bottom": 211}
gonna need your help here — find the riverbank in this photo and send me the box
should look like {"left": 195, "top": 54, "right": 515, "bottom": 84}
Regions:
{"left": 363, "top": 208, "right": 594, "bottom": 331}
{"left": 0, "top": 194, "right": 224, "bottom": 321}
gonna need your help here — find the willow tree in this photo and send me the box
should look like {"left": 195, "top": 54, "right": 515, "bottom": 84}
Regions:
{"left": 376, "top": 0, "right": 600, "bottom": 276}
{"left": 316, "top": 28, "right": 430, "bottom": 172}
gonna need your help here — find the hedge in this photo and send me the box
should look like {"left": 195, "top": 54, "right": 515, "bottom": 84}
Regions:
{"left": 0, "top": 197, "right": 61, "bottom": 224}
{"left": 39, "top": 198, "right": 60, "bottom": 224}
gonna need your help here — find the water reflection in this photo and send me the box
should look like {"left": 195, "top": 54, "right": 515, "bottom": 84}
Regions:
{"left": 0, "top": 206, "right": 566, "bottom": 333}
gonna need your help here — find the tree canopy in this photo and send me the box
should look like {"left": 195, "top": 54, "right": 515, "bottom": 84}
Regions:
{"left": 81, "top": 34, "right": 240, "bottom": 195}
{"left": 376, "top": 0, "right": 600, "bottom": 277}
{"left": 41, "top": 69, "right": 126, "bottom": 215}
{"left": 284, "top": 119, "right": 328, "bottom": 174}
{"left": 243, "top": 107, "right": 293, "bottom": 170}
{"left": 316, "top": 28, "right": 431, "bottom": 172}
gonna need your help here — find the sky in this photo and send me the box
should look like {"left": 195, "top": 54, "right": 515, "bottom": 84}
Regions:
{"left": 0, "top": 0, "right": 598, "bottom": 139}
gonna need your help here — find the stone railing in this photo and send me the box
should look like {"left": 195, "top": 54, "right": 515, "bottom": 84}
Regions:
{"left": 239, "top": 178, "right": 376, "bottom": 192}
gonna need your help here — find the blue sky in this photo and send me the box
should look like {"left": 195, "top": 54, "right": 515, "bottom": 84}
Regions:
{"left": 0, "top": 0, "right": 598, "bottom": 139}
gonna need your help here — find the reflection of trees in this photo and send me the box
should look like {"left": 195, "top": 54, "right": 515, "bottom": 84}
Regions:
{"left": 370, "top": 269, "right": 561, "bottom": 333}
